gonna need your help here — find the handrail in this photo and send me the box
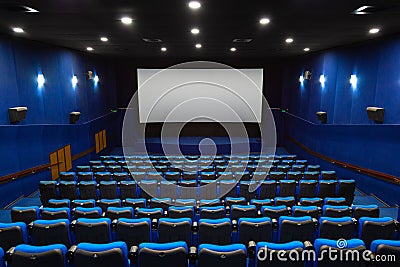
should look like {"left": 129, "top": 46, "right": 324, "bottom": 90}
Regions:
{"left": 286, "top": 135, "right": 400, "bottom": 185}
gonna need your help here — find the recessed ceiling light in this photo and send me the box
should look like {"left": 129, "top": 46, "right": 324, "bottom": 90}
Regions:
{"left": 230, "top": 47, "right": 237, "bottom": 52}
{"left": 369, "top": 28, "right": 380, "bottom": 34}
{"left": 259, "top": 18, "right": 270, "bottom": 25}
{"left": 86, "top": 47, "right": 94, "bottom": 51}
{"left": 285, "top": 38, "right": 294, "bottom": 43}
{"left": 100, "top": 37, "right": 108, "bottom": 42}
{"left": 12, "top": 27, "right": 24, "bottom": 33}
{"left": 195, "top": 43, "right": 202, "bottom": 48}
{"left": 191, "top": 28, "right": 200, "bottom": 35}
{"left": 304, "top": 47, "right": 310, "bottom": 52}
{"left": 188, "top": 1, "right": 201, "bottom": 9}
{"left": 161, "top": 47, "right": 167, "bottom": 52}
{"left": 121, "top": 17, "right": 133, "bottom": 25}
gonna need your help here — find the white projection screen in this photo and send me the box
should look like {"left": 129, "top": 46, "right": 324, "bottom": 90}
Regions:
{"left": 137, "top": 68, "right": 263, "bottom": 123}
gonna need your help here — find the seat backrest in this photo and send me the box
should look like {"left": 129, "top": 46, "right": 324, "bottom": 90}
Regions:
{"left": 31, "top": 219, "right": 70, "bottom": 246}
{"left": 119, "top": 181, "right": 137, "bottom": 199}
{"left": 370, "top": 239, "right": 400, "bottom": 266}
{"left": 77, "top": 172, "right": 93, "bottom": 182}
{"left": 41, "top": 207, "right": 71, "bottom": 220}
{"left": 198, "top": 218, "right": 231, "bottom": 245}
{"left": 168, "top": 206, "right": 195, "bottom": 220}
{"left": 322, "top": 205, "right": 352, "bottom": 218}
{"left": 0, "top": 222, "right": 27, "bottom": 251}
{"left": 116, "top": 218, "right": 151, "bottom": 247}
{"left": 359, "top": 217, "right": 396, "bottom": 247}
{"left": 11, "top": 206, "right": 39, "bottom": 224}
{"left": 300, "top": 197, "right": 323, "bottom": 207}
{"left": 225, "top": 197, "right": 246, "bottom": 207}
{"left": 39, "top": 181, "right": 57, "bottom": 205}
{"left": 73, "top": 242, "right": 129, "bottom": 267}
{"left": 318, "top": 216, "right": 355, "bottom": 240}
{"left": 278, "top": 180, "right": 296, "bottom": 197}
{"left": 99, "top": 181, "right": 118, "bottom": 199}
{"left": 261, "top": 205, "right": 290, "bottom": 219}
{"left": 278, "top": 216, "right": 314, "bottom": 243}
{"left": 9, "top": 244, "right": 67, "bottom": 267}
{"left": 198, "top": 244, "right": 247, "bottom": 267}
{"left": 75, "top": 218, "right": 111, "bottom": 244}
{"left": 150, "top": 198, "right": 172, "bottom": 210}
{"left": 59, "top": 172, "right": 75, "bottom": 182}
{"left": 256, "top": 241, "right": 305, "bottom": 267}
{"left": 105, "top": 207, "right": 134, "bottom": 220}
{"left": 274, "top": 196, "right": 296, "bottom": 207}
{"left": 94, "top": 172, "right": 112, "bottom": 183}
{"left": 72, "top": 199, "right": 96, "bottom": 209}
{"left": 292, "top": 205, "right": 319, "bottom": 218}
{"left": 352, "top": 205, "right": 380, "bottom": 220}
{"left": 123, "top": 198, "right": 146, "bottom": 209}
{"left": 317, "top": 180, "right": 337, "bottom": 198}
{"left": 113, "top": 172, "right": 128, "bottom": 182}
{"left": 230, "top": 205, "right": 257, "bottom": 220}
{"left": 138, "top": 241, "right": 188, "bottom": 267}
{"left": 74, "top": 207, "right": 102, "bottom": 219}
{"left": 199, "top": 206, "right": 226, "bottom": 219}
{"left": 58, "top": 181, "right": 77, "bottom": 200}
{"left": 259, "top": 181, "right": 277, "bottom": 199}
{"left": 47, "top": 199, "right": 71, "bottom": 208}
{"left": 287, "top": 171, "right": 302, "bottom": 181}
{"left": 98, "top": 199, "right": 121, "bottom": 212}
{"left": 78, "top": 181, "right": 98, "bottom": 200}
{"left": 136, "top": 208, "right": 163, "bottom": 220}
{"left": 174, "top": 199, "right": 196, "bottom": 207}
{"left": 297, "top": 180, "right": 317, "bottom": 198}
{"left": 238, "top": 217, "right": 272, "bottom": 244}
{"left": 269, "top": 172, "right": 286, "bottom": 181}
{"left": 158, "top": 218, "right": 192, "bottom": 245}
{"left": 219, "top": 179, "right": 237, "bottom": 198}
{"left": 324, "top": 197, "right": 347, "bottom": 206}
{"left": 139, "top": 180, "right": 158, "bottom": 199}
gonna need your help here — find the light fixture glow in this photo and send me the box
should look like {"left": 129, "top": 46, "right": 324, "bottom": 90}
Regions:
{"left": 285, "top": 38, "right": 294, "bottom": 43}
{"left": 93, "top": 75, "right": 99, "bottom": 84}
{"left": 72, "top": 75, "right": 78, "bottom": 87}
{"left": 121, "top": 17, "right": 133, "bottom": 25}
{"left": 304, "top": 47, "right": 310, "bottom": 52}
{"left": 259, "top": 18, "right": 270, "bottom": 25}
{"left": 350, "top": 74, "right": 358, "bottom": 89}
{"left": 191, "top": 28, "right": 200, "bottom": 34}
{"left": 161, "top": 47, "right": 167, "bottom": 52}
{"left": 230, "top": 47, "right": 237, "bottom": 52}
{"left": 86, "top": 47, "right": 94, "bottom": 51}
{"left": 353, "top": 5, "right": 374, "bottom": 15}
{"left": 100, "top": 37, "right": 108, "bottom": 42}
{"left": 13, "top": 27, "right": 24, "bottom": 33}
{"left": 299, "top": 75, "right": 304, "bottom": 83}
{"left": 37, "top": 74, "right": 45, "bottom": 87}
{"left": 195, "top": 43, "right": 202, "bottom": 48}
{"left": 188, "top": 1, "right": 201, "bottom": 9}
{"left": 369, "top": 28, "right": 380, "bottom": 34}
{"left": 319, "top": 75, "right": 326, "bottom": 87}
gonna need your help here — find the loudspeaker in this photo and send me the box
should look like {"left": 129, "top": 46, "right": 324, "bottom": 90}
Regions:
{"left": 70, "top": 111, "right": 81, "bottom": 124}
{"left": 316, "top": 111, "right": 327, "bottom": 124}
{"left": 8, "top": 107, "right": 28, "bottom": 123}
{"left": 304, "top": 70, "right": 312, "bottom": 80}
{"left": 366, "top": 107, "right": 384, "bottom": 123}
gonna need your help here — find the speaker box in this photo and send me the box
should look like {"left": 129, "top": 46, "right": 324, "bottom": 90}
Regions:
{"left": 366, "top": 107, "right": 384, "bottom": 123}
{"left": 70, "top": 111, "right": 81, "bottom": 124}
{"left": 8, "top": 107, "right": 28, "bottom": 123}
{"left": 316, "top": 111, "right": 327, "bottom": 124}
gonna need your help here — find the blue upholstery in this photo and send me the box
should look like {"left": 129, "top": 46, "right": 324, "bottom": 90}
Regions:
{"left": 48, "top": 199, "right": 71, "bottom": 208}
{"left": 11, "top": 206, "right": 40, "bottom": 224}
{"left": 250, "top": 199, "right": 272, "bottom": 206}
{"left": 324, "top": 197, "right": 346, "bottom": 205}
{"left": 261, "top": 205, "right": 287, "bottom": 212}
{"left": 115, "top": 218, "right": 152, "bottom": 246}
{"left": 72, "top": 199, "right": 96, "bottom": 207}
{"left": 74, "top": 242, "right": 129, "bottom": 267}
{"left": 256, "top": 240, "right": 304, "bottom": 251}
{"left": 0, "top": 247, "right": 4, "bottom": 267}
{"left": 75, "top": 218, "right": 112, "bottom": 244}
{"left": 10, "top": 244, "right": 67, "bottom": 267}
{"left": 139, "top": 241, "right": 188, "bottom": 251}
{"left": 168, "top": 206, "right": 195, "bottom": 220}
{"left": 174, "top": 199, "right": 196, "bottom": 207}
{"left": 138, "top": 241, "right": 188, "bottom": 267}
{"left": 314, "top": 238, "right": 365, "bottom": 251}
{"left": 370, "top": 239, "right": 400, "bottom": 252}
{"left": 199, "top": 199, "right": 221, "bottom": 206}
{"left": 278, "top": 216, "right": 314, "bottom": 243}
{"left": 74, "top": 207, "right": 102, "bottom": 218}
{"left": 41, "top": 207, "right": 71, "bottom": 220}
{"left": 106, "top": 207, "right": 134, "bottom": 219}
{"left": 0, "top": 222, "right": 28, "bottom": 251}
{"left": 198, "top": 244, "right": 247, "bottom": 267}
{"left": 31, "top": 219, "right": 70, "bottom": 246}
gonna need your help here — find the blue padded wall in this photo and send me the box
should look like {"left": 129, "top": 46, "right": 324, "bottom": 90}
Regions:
{"left": 281, "top": 35, "right": 400, "bottom": 206}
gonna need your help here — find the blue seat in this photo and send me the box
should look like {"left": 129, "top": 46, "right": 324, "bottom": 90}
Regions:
{"left": 106, "top": 207, "right": 134, "bottom": 220}
{"left": 48, "top": 199, "right": 71, "bottom": 208}
{"left": 307, "top": 165, "right": 320, "bottom": 172}
{"left": 256, "top": 241, "right": 305, "bottom": 267}
{"left": 136, "top": 208, "right": 163, "bottom": 220}
{"left": 219, "top": 179, "right": 238, "bottom": 198}
{"left": 76, "top": 166, "right": 91, "bottom": 173}
{"left": 269, "top": 171, "right": 286, "bottom": 181}
{"left": 314, "top": 238, "right": 366, "bottom": 266}
{"left": 260, "top": 205, "right": 290, "bottom": 219}
{"left": 0, "top": 222, "right": 27, "bottom": 251}
{"left": 278, "top": 216, "right": 315, "bottom": 243}
{"left": 138, "top": 241, "right": 188, "bottom": 267}
{"left": 274, "top": 196, "right": 296, "bottom": 207}
{"left": 94, "top": 171, "right": 112, "bottom": 183}
{"left": 124, "top": 198, "right": 146, "bottom": 209}
{"left": 230, "top": 205, "right": 257, "bottom": 220}
{"left": 225, "top": 197, "right": 246, "bottom": 207}
{"left": 198, "top": 244, "right": 247, "bottom": 267}
{"left": 59, "top": 172, "right": 76, "bottom": 182}
{"left": 277, "top": 180, "right": 296, "bottom": 197}
{"left": 321, "top": 171, "right": 336, "bottom": 180}
{"left": 71, "top": 199, "right": 96, "bottom": 208}
{"left": 73, "top": 218, "right": 112, "bottom": 244}
{"left": 114, "top": 218, "right": 151, "bottom": 247}
{"left": 168, "top": 206, "right": 195, "bottom": 220}
{"left": 300, "top": 197, "right": 323, "bottom": 207}
{"left": 324, "top": 197, "right": 347, "bottom": 206}
{"left": 292, "top": 164, "right": 306, "bottom": 172}
{"left": 322, "top": 205, "right": 352, "bottom": 218}
{"left": 250, "top": 199, "right": 272, "bottom": 210}
{"left": 78, "top": 181, "right": 98, "bottom": 200}
{"left": 287, "top": 171, "right": 303, "bottom": 181}
{"left": 337, "top": 179, "right": 356, "bottom": 205}
{"left": 352, "top": 205, "right": 379, "bottom": 219}
{"left": 199, "top": 199, "right": 221, "bottom": 207}
{"left": 165, "top": 171, "right": 180, "bottom": 182}
{"left": 370, "top": 240, "right": 400, "bottom": 266}
{"left": 150, "top": 198, "right": 172, "bottom": 210}
{"left": 292, "top": 205, "right": 319, "bottom": 218}
{"left": 297, "top": 180, "right": 317, "bottom": 198}
{"left": 158, "top": 218, "right": 192, "bottom": 245}
{"left": 6, "top": 244, "right": 67, "bottom": 267}
{"left": 113, "top": 172, "right": 129, "bottom": 182}
{"left": 198, "top": 218, "right": 232, "bottom": 245}
{"left": 318, "top": 216, "right": 355, "bottom": 240}
{"left": 239, "top": 180, "right": 256, "bottom": 201}
{"left": 30, "top": 219, "right": 70, "bottom": 246}
{"left": 74, "top": 207, "right": 102, "bottom": 219}
{"left": 259, "top": 180, "right": 277, "bottom": 199}
{"left": 98, "top": 199, "right": 122, "bottom": 212}
{"left": 11, "top": 206, "right": 40, "bottom": 224}
{"left": 119, "top": 181, "right": 138, "bottom": 199}
{"left": 0, "top": 247, "right": 3, "bottom": 267}
{"left": 237, "top": 217, "right": 272, "bottom": 244}
{"left": 358, "top": 217, "right": 397, "bottom": 247}
{"left": 199, "top": 206, "right": 226, "bottom": 219}
{"left": 139, "top": 180, "right": 158, "bottom": 199}
{"left": 99, "top": 181, "right": 118, "bottom": 199}
{"left": 175, "top": 198, "right": 196, "bottom": 207}
{"left": 71, "top": 241, "right": 129, "bottom": 267}
{"left": 317, "top": 180, "right": 337, "bottom": 198}
{"left": 41, "top": 207, "right": 71, "bottom": 220}
{"left": 39, "top": 181, "right": 58, "bottom": 205}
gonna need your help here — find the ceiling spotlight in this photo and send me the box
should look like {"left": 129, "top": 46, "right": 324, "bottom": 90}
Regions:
{"left": 285, "top": 38, "right": 294, "bottom": 43}
{"left": 195, "top": 43, "right": 202, "bottom": 48}
{"left": 369, "top": 28, "right": 380, "bottom": 34}
{"left": 100, "top": 37, "right": 108, "bottom": 42}
{"left": 12, "top": 27, "right": 24, "bottom": 33}
{"left": 259, "top": 18, "right": 270, "bottom": 25}
{"left": 188, "top": 1, "right": 201, "bottom": 9}
{"left": 230, "top": 47, "right": 237, "bottom": 52}
{"left": 191, "top": 28, "right": 200, "bottom": 34}
{"left": 161, "top": 47, "right": 167, "bottom": 52}
{"left": 304, "top": 47, "right": 310, "bottom": 52}
{"left": 86, "top": 47, "right": 94, "bottom": 51}
{"left": 121, "top": 17, "right": 133, "bottom": 25}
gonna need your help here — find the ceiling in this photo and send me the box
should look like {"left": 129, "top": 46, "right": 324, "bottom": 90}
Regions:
{"left": 0, "top": 0, "right": 400, "bottom": 58}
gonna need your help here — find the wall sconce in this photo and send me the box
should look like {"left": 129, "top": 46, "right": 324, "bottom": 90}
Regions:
{"left": 37, "top": 74, "right": 45, "bottom": 88}
{"left": 319, "top": 75, "right": 326, "bottom": 87}
{"left": 72, "top": 75, "right": 78, "bottom": 88}
{"left": 350, "top": 74, "right": 358, "bottom": 89}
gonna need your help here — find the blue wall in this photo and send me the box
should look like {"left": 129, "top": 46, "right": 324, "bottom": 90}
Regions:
{"left": 0, "top": 35, "right": 118, "bottom": 206}
{"left": 281, "top": 35, "right": 400, "bottom": 206}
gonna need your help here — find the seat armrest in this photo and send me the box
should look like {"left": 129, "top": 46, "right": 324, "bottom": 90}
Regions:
{"left": 70, "top": 220, "right": 77, "bottom": 231}
{"left": 287, "top": 207, "right": 292, "bottom": 215}
{"left": 164, "top": 210, "right": 168, "bottom": 217}
{"left": 312, "top": 218, "right": 319, "bottom": 229}
{"left": 189, "top": 246, "right": 197, "bottom": 264}
{"left": 111, "top": 219, "right": 118, "bottom": 230}
{"left": 129, "top": 246, "right": 138, "bottom": 262}
{"left": 232, "top": 220, "right": 238, "bottom": 231}
{"left": 248, "top": 241, "right": 256, "bottom": 258}
{"left": 257, "top": 210, "right": 261, "bottom": 217}
{"left": 225, "top": 205, "right": 230, "bottom": 215}
{"left": 272, "top": 218, "right": 278, "bottom": 229}
{"left": 317, "top": 207, "right": 322, "bottom": 215}
{"left": 192, "top": 221, "right": 198, "bottom": 232}
{"left": 151, "top": 218, "right": 158, "bottom": 230}
{"left": 303, "top": 241, "right": 314, "bottom": 250}
{"left": 5, "top": 247, "right": 15, "bottom": 262}
{"left": 101, "top": 212, "right": 106, "bottom": 217}
{"left": 27, "top": 221, "right": 34, "bottom": 232}
{"left": 394, "top": 220, "right": 400, "bottom": 230}
{"left": 66, "top": 245, "right": 77, "bottom": 261}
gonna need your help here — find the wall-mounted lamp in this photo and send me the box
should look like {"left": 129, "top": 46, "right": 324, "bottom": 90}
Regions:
{"left": 93, "top": 75, "right": 99, "bottom": 84}
{"left": 72, "top": 75, "right": 78, "bottom": 88}
{"left": 299, "top": 75, "right": 304, "bottom": 83}
{"left": 350, "top": 74, "right": 358, "bottom": 89}
{"left": 37, "top": 74, "right": 45, "bottom": 88}
{"left": 319, "top": 75, "right": 326, "bottom": 87}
